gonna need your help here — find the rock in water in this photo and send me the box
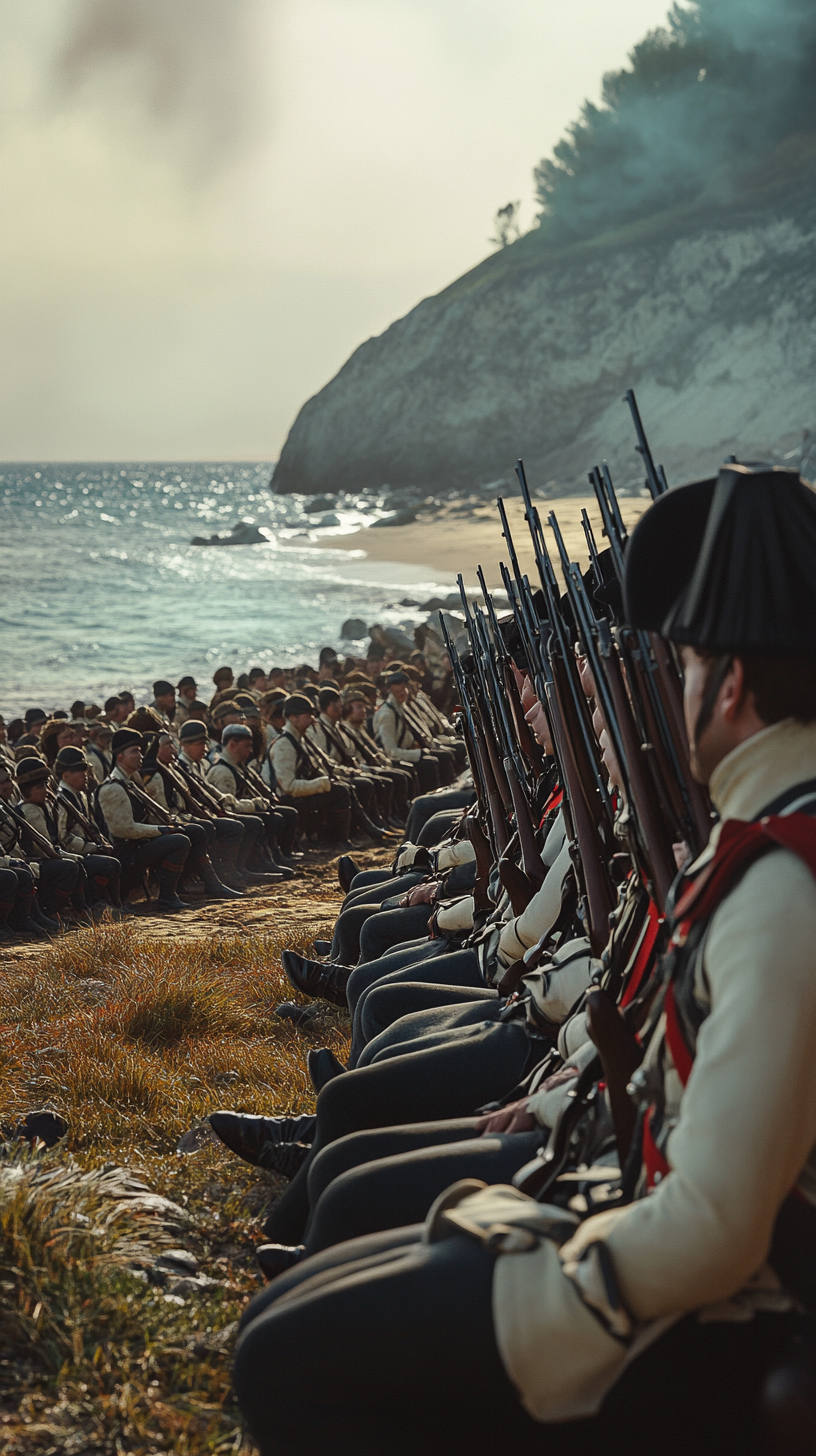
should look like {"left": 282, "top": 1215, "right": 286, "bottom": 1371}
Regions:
{"left": 340, "top": 618, "right": 368, "bottom": 639}
{"left": 270, "top": 206, "right": 816, "bottom": 496}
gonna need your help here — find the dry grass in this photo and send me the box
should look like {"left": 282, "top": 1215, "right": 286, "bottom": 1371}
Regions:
{"left": 0, "top": 854, "right": 385, "bottom": 1454}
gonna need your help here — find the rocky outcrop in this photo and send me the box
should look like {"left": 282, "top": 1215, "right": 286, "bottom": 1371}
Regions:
{"left": 272, "top": 192, "right": 816, "bottom": 496}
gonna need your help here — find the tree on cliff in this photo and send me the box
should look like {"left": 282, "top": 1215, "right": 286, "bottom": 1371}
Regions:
{"left": 490, "top": 201, "right": 522, "bottom": 248}
{"left": 534, "top": 0, "right": 816, "bottom": 240}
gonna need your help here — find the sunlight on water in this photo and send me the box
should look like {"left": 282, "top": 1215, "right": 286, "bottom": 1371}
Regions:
{"left": 0, "top": 463, "right": 451, "bottom": 714}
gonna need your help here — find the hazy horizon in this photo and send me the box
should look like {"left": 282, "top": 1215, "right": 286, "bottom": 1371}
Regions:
{"left": 1, "top": 0, "right": 674, "bottom": 462}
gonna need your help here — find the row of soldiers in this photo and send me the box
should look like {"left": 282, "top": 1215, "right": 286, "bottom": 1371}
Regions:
{"left": 199, "top": 461, "right": 816, "bottom": 1454}
{"left": 0, "top": 662, "right": 464, "bottom": 934}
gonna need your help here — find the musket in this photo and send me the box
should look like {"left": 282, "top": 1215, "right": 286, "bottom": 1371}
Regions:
{"left": 514, "top": 461, "right": 616, "bottom": 953}
{"left": 437, "top": 613, "right": 495, "bottom": 913}
{"left": 553, "top": 527, "right": 676, "bottom": 910}
{"left": 50, "top": 787, "right": 114, "bottom": 853}
{"left": 471, "top": 583, "right": 544, "bottom": 897}
{"left": 624, "top": 388, "right": 666, "bottom": 500}
{"left": 457, "top": 576, "right": 514, "bottom": 818}
{"left": 0, "top": 798, "right": 60, "bottom": 859}
{"left": 475, "top": 564, "right": 545, "bottom": 777}
{"left": 589, "top": 461, "right": 712, "bottom": 857}
{"left": 448, "top": 628, "right": 511, "bottom": 857}
{"left": 175, "top": 758, "right": 229, "bottom": 817}
{"left": 120, "top": 774, "right": 182, "bottom": 829}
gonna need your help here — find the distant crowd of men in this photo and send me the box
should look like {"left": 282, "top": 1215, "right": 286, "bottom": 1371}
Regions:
{"left": 0, "top": 643, "right": 463, "bottom": 938}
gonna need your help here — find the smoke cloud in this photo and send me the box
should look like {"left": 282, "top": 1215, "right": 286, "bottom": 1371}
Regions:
{"left": 52, "top": 0, "right": 273, "bottom": 177}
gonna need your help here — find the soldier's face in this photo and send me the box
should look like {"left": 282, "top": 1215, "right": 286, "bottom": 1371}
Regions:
{"left": 119, "top": 746, "right": 142, "bottom": 774}
{"left": 184, "top": 739, "right": 206, "bottom": 762}
{"left": 63, "top": 768, "right": 87, "bottom": 792}
{"left": 28, "top": 782, "right": 48, "bottom": 804}
{"left": 524, "top": 698, "right": 553, "bottom": 754}
{"left": 289, "top": 712, "right": 313, "bottom": 734}
{"left": 390, "top": 683, "right": 409, "bottom": 704}
{"left": 680, "top": 647, "right": 758, "bottom": 784}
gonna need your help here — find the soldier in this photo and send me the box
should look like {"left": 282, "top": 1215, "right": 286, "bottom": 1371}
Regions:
{"left": 207, "top": 723, "right": 291, "bottom": 879}
{"left": 248, "top": 667, "right": 268, "bottom": 695}
{"left": 0, "top": 716, "right": 14, "bottom": 768}
{"left": 103, "top": 695, "right": 129, "bottom": 726}
{"left": 373, "top": 671, "right": 443, "bottom": 792}
{"left": 150, "top": 680, "right": 178, "bottom": 735}
{"left": 174, "top": 675, "right": 198, "bottom": 728}
{"left": 234, "top": 463, "right": 816, "bottom": 1456}
{"left": 311, "top": 687, "right": 397, "bottom": 831}
{"left": 341, "top": 691, "right": 411, "bottom": 824}
{"left": 39, "top": 718, "right": 80, "bottom": 767}
{"left": 15, "top": 756, "right": 93, "bottom": 922}
{"left": 139, "top": 733, "right": 243, "bottom": 899}
{"left": 85, "top": 720, "right": 114, "bottom": 783}
{"left": 177, "top": 718, "right": 272, "bottom": 888}
{"left": 271, "top": 695, "right": 351, "bottom": 845}
{"left": 24, "top": 708, "right": 48, "bottom": 739}
{"left": 97, "top": 727, "right": 192, "bottom": 912}
{"left": 210, "top": 666, "right": 234, "bottom": 703}
{"left": 0, "top": 763, "right": 61, "bottom": 937}
{"left": 52, "top": 745, "right": 124, "bottom": 913}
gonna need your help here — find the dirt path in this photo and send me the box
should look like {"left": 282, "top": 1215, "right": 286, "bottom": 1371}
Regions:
{"left": 2, "top": 843, "right": 393, "bottom": 960}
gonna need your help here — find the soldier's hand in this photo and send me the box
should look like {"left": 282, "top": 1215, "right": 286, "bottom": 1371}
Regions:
{"left": 475, "top": 1100, "right": 536, "bottom": 1136}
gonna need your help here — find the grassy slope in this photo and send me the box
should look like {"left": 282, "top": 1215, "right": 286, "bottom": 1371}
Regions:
{"left": 0, "top": 851, "right": 389, "bottom": 1454}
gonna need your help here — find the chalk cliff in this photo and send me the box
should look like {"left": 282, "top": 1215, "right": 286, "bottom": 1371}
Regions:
{"left": 272, "top": 185, "right": 816, "bottom": 497}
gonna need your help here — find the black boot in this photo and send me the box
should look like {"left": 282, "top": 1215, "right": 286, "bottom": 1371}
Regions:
{"left": 256, "top": 1242, "right": 306, "bottom": 1281}
{"left": 307, "top": 1047, "right": 346, "bottom": 1094}
{"left": 155, "top": 867, "right": 190, "bottom": 913}
{"left": 352, "top": 807, "right": 388, "bottom": 844}
{"left": 215, "top": 838, "right": 246, "bottom": 892}
{"left": 281, "top": 949, "right": 351, "bottom": 1007}
{"left": 29, "top": 894, "right": 60, "bottom": 932}
{"left": 197, "top": 855, "right": 243, "bottom": 900}
{"left": 0, "top": 896, "right": 18, "bottom": 942}
{"left": 337, "top": 855, "right": 360, "bottom": 894}
{"left": 208, "top": 1110, "right": 316, "bottom": 1165}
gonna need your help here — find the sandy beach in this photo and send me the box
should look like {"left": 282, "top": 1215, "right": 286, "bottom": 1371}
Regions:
{"left": 306, "top": 494, "right": 650, "bottom": 589}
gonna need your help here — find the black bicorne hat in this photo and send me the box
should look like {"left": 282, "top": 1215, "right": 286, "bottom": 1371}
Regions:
{"left": 624, "top": 465, "right": 816, "bottom": 653}
{"left": 283, "top": 694, "right": 314, "bottom": 717}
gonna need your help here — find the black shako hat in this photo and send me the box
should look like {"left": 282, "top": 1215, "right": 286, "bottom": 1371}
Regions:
{"left": 153, "top": 680, "right": 174, "bottom": 698}
{"left": 624, "top": 465, "right": 816, "bottom": 653}
{"left": 111, "top": 728, "right": 143, "bottom": 757}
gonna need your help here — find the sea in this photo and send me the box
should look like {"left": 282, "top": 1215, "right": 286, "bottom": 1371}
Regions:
{"left": 0, "top": 462, "right": 453, "bottom": 718}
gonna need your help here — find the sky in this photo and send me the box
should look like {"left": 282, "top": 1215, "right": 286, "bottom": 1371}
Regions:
{"left": 0, "top": 0, "right": 675, "bottom": 462}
